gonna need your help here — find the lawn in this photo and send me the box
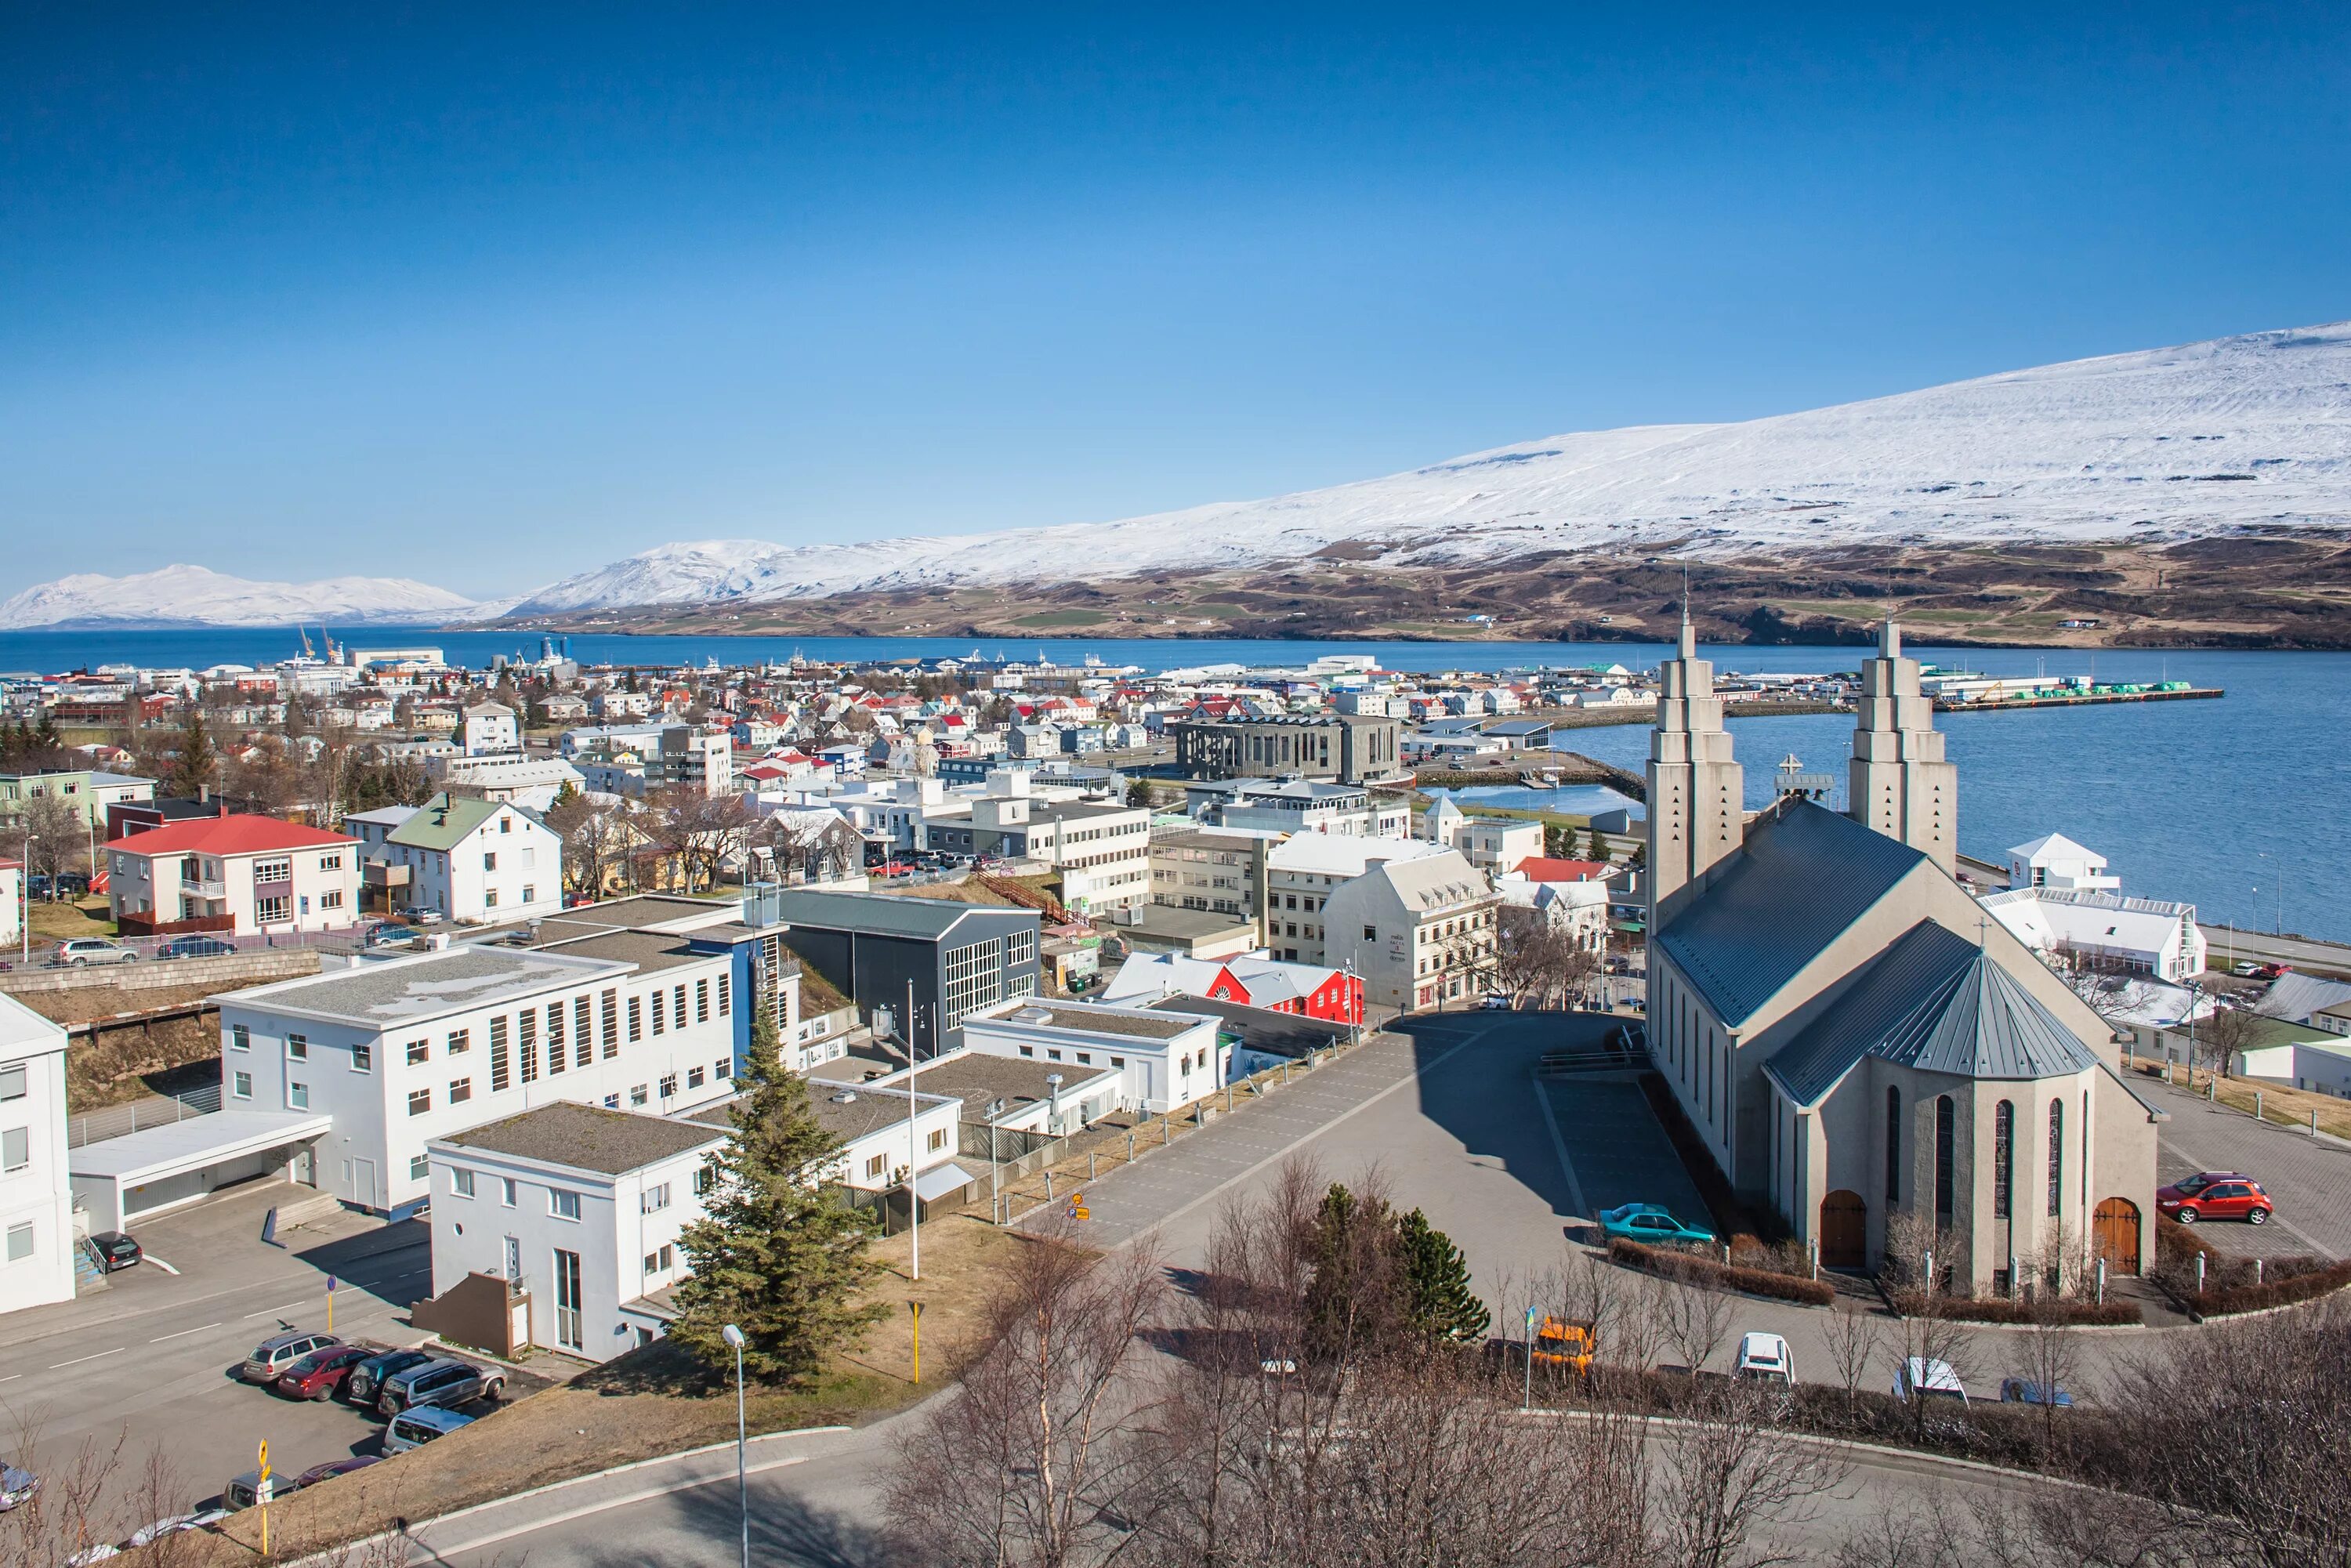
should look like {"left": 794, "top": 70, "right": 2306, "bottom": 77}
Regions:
{"left": 26, "top": 895, "right": 117, "bottom": 943}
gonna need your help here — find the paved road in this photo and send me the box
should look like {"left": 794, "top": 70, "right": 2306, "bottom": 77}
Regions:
{"left": 0, "top": 1181, "right": 444, "bottom": 1516}
{"left": 2198, "top": 925, "right": 2351, "bottom": 980}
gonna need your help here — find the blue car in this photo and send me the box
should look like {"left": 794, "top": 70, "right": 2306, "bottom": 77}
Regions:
{"left": 1999, "top": 1378, "right": 2074, "bottom": 1409}
{"left": 1599, "top": 1203, "right": 1716, "bottom": 1249}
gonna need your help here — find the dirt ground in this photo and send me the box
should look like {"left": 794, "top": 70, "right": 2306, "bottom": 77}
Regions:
{"left": 179, "top": 1215, "right": 1030, "bottom": 1563}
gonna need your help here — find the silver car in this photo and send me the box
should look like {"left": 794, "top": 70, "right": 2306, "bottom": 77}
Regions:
{"left": 241, "top": 1329, "right": 339, "bottom": 1384}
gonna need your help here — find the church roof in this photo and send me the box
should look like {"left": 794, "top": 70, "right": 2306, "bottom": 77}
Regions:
{"left": 1764, "top": 921, "right": 2103, "bottom": 1107}
{"left": 1654, "top": 799, "right": 1925, "bottom": 1028}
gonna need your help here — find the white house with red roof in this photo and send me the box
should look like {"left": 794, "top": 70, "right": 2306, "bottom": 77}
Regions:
{"left": 1495, "top": 856, "right": 1616, "bottom": 954}
{"left": 106, "top": 812, "right": 361, "bottom": 936}
{"left": 1099, "top": 952, "right": 1364, "bottom": 1024}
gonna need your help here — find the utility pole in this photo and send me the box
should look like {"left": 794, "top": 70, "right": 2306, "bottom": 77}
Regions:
{"left": 904, "top": 977, "right": 920, "bottom": 1282}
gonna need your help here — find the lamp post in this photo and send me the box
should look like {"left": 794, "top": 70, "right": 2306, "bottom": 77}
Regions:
{"left": 904, "top": 979, "right": 921, "bottom": 1282}
{"left": 721, "top": 1323, "right": 748, "bottom": 1568}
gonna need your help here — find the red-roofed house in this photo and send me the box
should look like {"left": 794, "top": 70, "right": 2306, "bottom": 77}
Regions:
{"left": 106, "top": 813, "right": 361, "bottom": 936}
{"left": 1510, "top": 856, "right": 1615, "bottom": 884}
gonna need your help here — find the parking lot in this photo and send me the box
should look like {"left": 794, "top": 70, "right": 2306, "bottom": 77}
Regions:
{"left": 0, "top": 1179, "right": 546, "bottom": 1526}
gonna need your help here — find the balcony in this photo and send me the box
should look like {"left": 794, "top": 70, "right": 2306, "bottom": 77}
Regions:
{"left": 179, "top": 876, "right": 227, "bottom": 899}
{"left": 364, "top": 861, "right": 412, "bottom": 889}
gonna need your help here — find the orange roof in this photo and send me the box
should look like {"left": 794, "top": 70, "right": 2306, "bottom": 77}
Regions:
{"left": 1512, "top": 856, "right": 1611, "bottom": 882}
{"left": 107, "top": 813, "right": 357, "bottom": 857}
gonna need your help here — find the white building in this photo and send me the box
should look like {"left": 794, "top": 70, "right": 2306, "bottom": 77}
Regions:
{"left": 1979, "top": 886, "right": 2208, "bottom": 983}
{"left": 215, "top": 930, "right": 741, "bottom": 1216}
{"left": 2006, "top": 832, "right": 2121, "bottom": 893}
{"left": 107, "top": 813, "right": 360, "bottom": 936}
{"left": 427, "top": 1102, "right": 727, "bottom": 1360}
{"left": 799, "top": 1077, "right": 965, "bottom": 1193}
{"left": 0, "top": 996, "right": 73, "bottom": 1316}
{"left": 371, "top": 793, "right": 563, "bottom": 926}
{"left": 462, "top": 701, "right": 520, "bottom": 757}
{"left": 0, "top": 858, "right": 20, "bottom": 951}
{"left": 959, "top": 998, "right": 1226, "bottom": 1116}
{"left": 432, "top": 754, "right": 585, "bottom": 809}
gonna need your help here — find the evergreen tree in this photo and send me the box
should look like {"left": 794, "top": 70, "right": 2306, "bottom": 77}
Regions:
{"left": 669, "top": 1001, "right": 886, "bottom": 1383}
{"left": 1396, "top": 1208, "right": 1489, "bottom": 1346}
{"left": 1302, "top": 1182, "right": 1400, "bottom": 1363}
{"left": 163, "top": 709, "right": 216, "bottom": 799}
{"left": 1585, "top": 826, "right": 1610, "bottom": 862}
{"left": 31, "top": 709, "right": 63, "bottom": 758}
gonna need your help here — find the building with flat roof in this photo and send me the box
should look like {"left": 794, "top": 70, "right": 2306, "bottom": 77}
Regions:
{"left": 766, "top": 888, "right": 1041, "bottom": 1059}
{"left": 958, "top": 997, "right": 1227, "bottom": 1117}
{"left": 1168, "top": 712, "right": 1401, "bottom": 785}
{"left": 0, "top": 995, "right": 72, "bottom": 1316}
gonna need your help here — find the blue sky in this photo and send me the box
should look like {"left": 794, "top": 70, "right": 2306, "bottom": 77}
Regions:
{"left": 4, "top": 3, "right": 2347, "bottom": 600}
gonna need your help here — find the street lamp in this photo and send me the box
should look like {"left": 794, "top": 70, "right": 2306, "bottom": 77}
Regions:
{"left": 721, "top": 1323, "right": 748, "bottom": 1568}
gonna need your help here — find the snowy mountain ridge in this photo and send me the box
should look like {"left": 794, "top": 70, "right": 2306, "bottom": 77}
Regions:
{"left": 0, "top": 566, "right": 481, "bottom": 630}
{"left": 503, "top": 321, "right": 2351, "bottom": 616}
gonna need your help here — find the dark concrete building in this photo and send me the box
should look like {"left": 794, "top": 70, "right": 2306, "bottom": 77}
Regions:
{"left": 1166, "top": 713, "right": 1403, "bottom": 785}
{"left": 769, "top": 889, "right": 1042, "bottom": 1059}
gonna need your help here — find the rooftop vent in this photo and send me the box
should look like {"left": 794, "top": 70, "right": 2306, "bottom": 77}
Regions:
{"left": 830, "top": 1090, "right": 857, "bottom": 1104}
{"left": 1013, "top": 1005, "right": 1054, "bottom": 1024}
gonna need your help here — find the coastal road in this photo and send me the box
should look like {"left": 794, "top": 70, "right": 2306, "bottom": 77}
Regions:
{"left": 2199, "top": 924, "right": 2351, "bottom": 980}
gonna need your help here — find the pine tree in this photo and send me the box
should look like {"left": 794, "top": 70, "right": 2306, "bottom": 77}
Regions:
{"left": 163, "top": 708, "right": 216, "bottom": 799}
{"left": 30, "top": 709, "right": 63, "bottom": 758}
{"left": 1585, "top": 826, "right": 1610, "bottom": 863}
{"left": 668, "top": 1000, "right": 886, "bottom": 1384}
{"left": 1396, "top": 1208, "right": 1489, "bottom": 1346}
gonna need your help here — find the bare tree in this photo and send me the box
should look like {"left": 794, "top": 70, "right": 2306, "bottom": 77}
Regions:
{"left": 1654, "top": 1377, "right": 1845, "bottom": 1568}
{"left": 1491, "top": 906, "right": 1603, "bottom": 1009}
{"left": 2017, "top": 1297, "right": 2080, "bottom": 1468}
{"left": 18, "top": 791, "right": 86, "bottom": 882}
{"left": 1660, "top": 1269, "right": 1736, "bottom": 1376}
{"left": 1819, "top": 1305, "right": 1884, "bottom": 1416}
{"left": 1606, "top": 1269, "right": 1675, "bottom": 1384}
{"left": 0, "top": 1421, "right": 125, "bottom": 1568}
{"left": 545, "top": 788, "right": 630, "bottom": 896}
{"left": 647, "top": 787, "right": 753, "bottom": 894}
{"left": 887, "top": 1220, "right": 1167, "bottom": 1568}
{"left": 2193, "top": 999, "right": 2275, "bottom": 1082}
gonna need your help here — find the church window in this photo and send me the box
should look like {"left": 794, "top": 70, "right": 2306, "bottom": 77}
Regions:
{"left": 1993, "top": 1100, "right": 2014, "bottom": 1220}
{"left": 1884, "top": 1087, "right": 1900, "bottom": 1201}
{"left": 2046, "top": 1099, "right": 2063, "bottom": 1217}
{"left": 1933, "top": 1095, "right": 1955, "bottom": 1229}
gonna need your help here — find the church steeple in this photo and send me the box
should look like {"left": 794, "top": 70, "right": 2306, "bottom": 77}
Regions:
{"left": 1647, "top": 604, "right": 1743, "bottom": 928}
{"left": 1848, "top": 618, "right": 1958, "bottom": 873}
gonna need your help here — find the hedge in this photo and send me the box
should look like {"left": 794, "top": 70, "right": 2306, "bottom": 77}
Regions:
{"left": 1607, "top": 1237, "right": 1835, "bottom": 1306}
{"left": 2186, "top": 1257, "right": 2351, "bottom": 1320}
{"left": 1886, "top": 1291, "right": 2140, "bottom": 1326}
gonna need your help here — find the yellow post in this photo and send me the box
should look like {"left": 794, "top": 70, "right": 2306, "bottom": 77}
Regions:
{"left": 257, "top": 1439, "right": 270, "bottom": 1557}
{"left": 909, "top": 1301, "right": 923, "bottom": 1385}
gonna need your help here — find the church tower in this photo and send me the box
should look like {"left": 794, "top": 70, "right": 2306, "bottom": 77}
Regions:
{"left": 1848, "top": 619, "right": 1957, "bottom": 874}
{"left": 1646, "top": 609, "right": 1744, "bottom": 927}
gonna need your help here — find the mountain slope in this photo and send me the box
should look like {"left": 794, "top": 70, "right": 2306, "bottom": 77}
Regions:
{"left": 508, "top": 321, "right": 2351, "bottom": 615}
{"left": 0, "top": 566, "right": 480, "bottom": 630}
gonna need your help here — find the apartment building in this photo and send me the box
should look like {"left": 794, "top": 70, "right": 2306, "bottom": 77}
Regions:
{"left": 360, "top": 793, "right": 564, "bottom": 925}
{"left": 766, "top": 888, "right": 1041, "bottom": 1058}
{"left": 1168, "top": 713, "right": 1403, "bottom": 785}
{"left": 1260, "top": 833, "right": 1446, "bottom": 961}
{"left": 107, "top": 813, "right": 361, "bottom": 936}
{"left": 0, "top": 997, "right": 72, "bottom": 1316}
{"left": 1185, "top": 778, "right": 1411, "bottom": 838}
{"left": 1258, "top": 834, "right": 1498, "bottom": 1009}
{"left": 0, "top": 767, "right": 155, "bottom": 829}
{"left": 959, "top": 998, "right": 1228, "bottom": 1117}
{"left": 1148, "top": 827, "right": 1268, "bottom": 921}
{"left": 462, "top": 701, "right": 520, "bottom": 756}
{"left": 944, "top": 772, "right": 1150, "bottom": 913}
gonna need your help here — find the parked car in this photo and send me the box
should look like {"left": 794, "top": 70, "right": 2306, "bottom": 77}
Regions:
{"left": 241, "top": 1329, "right": 341, "bottom": 1384}
{"left": 221, "top": 1468, "right": 300, "bottom": 1512}
{"left": 361, "top": 922, "right": 418, "bottom": 948}
{"left": 2255, "top": 962, "right": 2294, "bottom": 980}
{"left": 276, "top": 1344, "right": 373, "bottom": 1401}
{"left": 64, "top": 1508, "right": 231, "bottom": 1564}
{"left": 345, "top": 1347, "right": 437, "bottom": 1407}
{"left": 376, "top": 1356, "right": 503, "bottom": 1416}
{"left": 1598, "top": 1203, "right": 1716, "bottom": 1250}
{"left": 402, "top": 907, "right": 447, "bottom": 926}
{"left": 86, "top": 1230, "right": 143, "bottom": 1271}
{"left": 1893, "top": 1356, "right": 1969, "bottom": 1405}
{"left": 1999, "top": 1378, "right": 2074, "bottom": 1409}
{"left": 382, "top": 1406, "right": 475, "bottom": 1455}
{"left": 2157, "top": 1171, "right": 2274, "bottom": 1225}
{"left": 54, "top": 872, "right": 92, "bottom": 897}
{"left": 2230, "top": 961, "right": 2263, "bottom": 978}
{"left": 1733, "top": 1331, "right": 1795, "bottom": 1385}
{"left": 1530, "top": 1316, "right": 1597, "bottom": 1375}
{"left": 51, "top": 937, "right": 136, "bottom": 968}
{"left": 0, "top": 1461, "right": 38, "bottom": 1512}
{"left": 293, "top": 1457, "right": 382, "bottom": 1488}
{"left": 1479, "top": 992, "right": 1512, "bottom": 1011}
{"left": 155, "top": 934, "right": 238, "bottom": 960}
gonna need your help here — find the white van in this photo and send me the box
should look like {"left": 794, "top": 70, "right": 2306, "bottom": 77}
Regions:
{"left": 1893, "top": 1356, "right": 1969, "bottom": 1405}
{"left": 383, "top": 1406, "right": 474, "bottom": 1455}
{"left": 1732, "top": 1331, "right": 1794, "bottom": 1385}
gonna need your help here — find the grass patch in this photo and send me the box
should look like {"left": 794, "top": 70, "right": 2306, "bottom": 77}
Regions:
{"left": 26, "top": 895, "right": 117, "bottom": 943}
{"left": 1011, "top": 610, "right": 1110, "bottom": 628}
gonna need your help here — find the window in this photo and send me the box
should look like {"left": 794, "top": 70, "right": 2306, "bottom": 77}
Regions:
{"left": 575, "top": 998, "right": 593, "bottom": 1066}
{"left": 696, "top": 979, "right": 710, "bottom": 1023}
{"left": 490, "top": 1016, "right": 511, "bottom": 1092}
{"left": 1007, "top": 928, "right": 1035, "bottom": 968}
{"left": 255, "top": 894, "right": 291, "bottom": 924}
{"left": 549, "top": 1189, "right": 581, "bottom": 1220}
{"left": 351, "top": 1042, "right": 373, "bottom": 1073}
{"left": 409, "top": 1153, "right": 429, "bottom": 1181}
{"left": 408, "top": 1088, "right": 431, "bottom": 1117}
{"left": 0, "top": 1066, "right": 23, "bottom": 1103}
{"left": 319, "top": 853, "right": 342, "bottom": 871}
{"left": 716, "top": 975, "right": 730, "bottom": 1016}
{"left": 520, "top": 1010, "right": 538, "bottom": 1082}
{"left": 320, "top": 889, "right": 344, "bottom": 911}
{"left": 233, "top": 1070, "right": 253, "bottom": 1099}
{"left": 1364, "top": 925, "right": 1378, "bottom": 942}
{"left": 499, "top": 816, "right": 512, "bottom": 835}
{"left": 287, "top": 1034, "right": 309, "bottom": 1061}
{"left": 945, "top": 936, "right": 1005, "bottom": 1022}
{"left": 484, "top": 851, "right": 498, "bottom": 871}
{"left": 928, "top": 1128, "right": 947, "bottom": 1153}
{"left": 687, "top": 1066, "right": 705, "bottom": 1089}
{"left": 809, "top": 1016, "right": 828, "bottom": 1038}
{"left": 1110, "top": 1056, "right": 1125, "bottom": 1068}
{"left": 408, "top": 1039, "right": 429, "bottom": 1066}
{"left": 449, "top": 1077, "right": 473, "bottom": 1105}
{"left": 484, "top": 888, "right": 499, "bottom": 910}
{"left": 448, "top": 1029, "right": 470, "bottom": 1056}
{"left": 631, "top": 1084, "right": 649, "bottom": 1107}
{"left": 1, "top": 1127, "right": 27, "bottom": 1172}
{"left": 1884, "top": 1087, "right": 1900, "bottom": 1201}
{"left": 254, "top": 856, "right": 292, "bottom": 883}
{"left": 643, "top": 1183, "right": 671, "bottom": 1213}
{"left": 601, "top": 990, "right": 619, "bottom": 1057}
{"left": 1933, "top": 1095, "right": 1956, "bottom": 1228}
{"left": 522, "top": 884, "right": 535, "bottom": 904}
{"left": 1993, "top": 1101, "right": 2014, "bottom": 1220}
{"left": 288, "top": 1081, "right": 310, "bottom": 1110}
{"left": 2047, "top": 1099, "right": 2064, "bottom": 1217}
{"left": 546, "top": 1001, "right": 564, "bottom": 1058}
{"left": 501, "top": 1177, "right": 517, "bottom": 1207}
{"left": 674, "top": 983, "right": 686, "bottom": 1027}
{"left": 865, "top": 1153, "right": 887, "bottom": 1179}
{"left": 652, "top": 992, "right": 666, "bottom": 1034}
{"left": 659, "top": 1073, "right": 678, "bottom": 1099}
{"left": 695, "top": 1163, "right": 716, "bottom": 1195}
{"left": 1019, "top": 1045, "right": 1034, "bottom": 1058}
{"left": 629, "top": 995, "right": 643, "bottom": 1041}
{"left": 5, "top": 1222, "right": 31, "bottom": 1263}
{"left": 715, "top": 1058, "right": 732, "bottom": 1079}
{"left": 452, "top": 1168, "right": 476, "bottom": 1197}
{"left": 231, "top": 1024, "right": 250, "bottom": 1052}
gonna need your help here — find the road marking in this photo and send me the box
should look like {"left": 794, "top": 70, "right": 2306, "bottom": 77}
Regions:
{"left": 245, "top": 1301, "right": 310, "bottom": 1320}
{"left": 415, "top": 1454, "right": 814, "bottom": 1559}
{"left": 150, "top": 1320, "right": 225, "bottom": 1343}
{"left": 50, "top": 1347, "right": 125, "bottom": 1370}
{"left": 143, "top": 1255, "right": 182, "bottom": 1276}
{"left": 1531, "top": 1073, "right": 1591, "bottom": 1222}
{"left": 0, "top": 1374, "right": 19, "bottom": 1385}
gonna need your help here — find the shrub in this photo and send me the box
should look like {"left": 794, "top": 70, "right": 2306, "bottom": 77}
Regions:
{"left": 1607, "top": 1237, "right": 1834, "bottom": 1306}
{"left": 2182, "top": 1257, "right": 2351, "bottom": 1320}
{"left": 1885, "top": 1291, "right": 2140, "bottom": 1326}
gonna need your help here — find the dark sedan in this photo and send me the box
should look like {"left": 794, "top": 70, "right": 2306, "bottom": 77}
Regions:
{"left": 155, "top": 935, "right": 238, "bottom": 961}
{"left": 87, "top": 1231, "right": 143, "bottom": 1271}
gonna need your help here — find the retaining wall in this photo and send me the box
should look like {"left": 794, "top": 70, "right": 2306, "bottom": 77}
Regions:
{"left": 0, "top": 948, "right": 322, "bottom": 998}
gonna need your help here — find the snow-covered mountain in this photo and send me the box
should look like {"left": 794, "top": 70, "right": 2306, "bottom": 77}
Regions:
{"left": 507, "top": 321, "right": 2351, "bottom": 615}
{"left": 0, "top": 566, "right": 480, "bottom": 630}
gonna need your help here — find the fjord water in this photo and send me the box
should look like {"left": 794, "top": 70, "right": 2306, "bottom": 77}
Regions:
{"left": 3, "top": 628, "right": 2344, "bottom": 941}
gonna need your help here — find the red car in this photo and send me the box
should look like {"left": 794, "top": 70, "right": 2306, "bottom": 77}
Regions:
{"left": 275, "top": 1344, "right": 373, "bottom": 1400}
{"left": 2157, "top": 1171, "right": 2274, "bottom": 1226}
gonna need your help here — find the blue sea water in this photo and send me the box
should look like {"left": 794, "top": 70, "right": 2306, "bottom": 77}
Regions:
{"left": 2, "top": 628, "right": 2344, "bottom": 940}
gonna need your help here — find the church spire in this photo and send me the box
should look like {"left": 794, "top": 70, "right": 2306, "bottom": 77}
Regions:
{"left": 1647, "top": 596, "right": 1743, "bottom": 929}
{"left": 1848, "top": 618, "right": 1958, "bottom": 874}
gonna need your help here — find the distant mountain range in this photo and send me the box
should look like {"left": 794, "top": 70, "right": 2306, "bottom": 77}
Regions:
{"left": 7, "top": 322, "right": 2349, "bottom": 630}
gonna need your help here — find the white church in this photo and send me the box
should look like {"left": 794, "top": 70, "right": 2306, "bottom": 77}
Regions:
{"left": 1642, "top": 619, "right": 2161, "bottom": 1290}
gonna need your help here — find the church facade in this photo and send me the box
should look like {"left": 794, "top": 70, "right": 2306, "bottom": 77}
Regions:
{"left": 1643, "top": 619, "right": 2160, "bottom": 1290}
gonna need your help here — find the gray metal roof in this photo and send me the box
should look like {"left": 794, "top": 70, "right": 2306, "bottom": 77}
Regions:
{"left": 223, "top": 947, "right": 628, "bottom": 1027}
{"left": 1654, "top": 799, "right": 1925, "bottom": 1028}
{"left": 1764, "top": 921, "right": 2103, "bottom": 1106}
{"left": 774, "top": 888, "right": 1038, "bottom": 941}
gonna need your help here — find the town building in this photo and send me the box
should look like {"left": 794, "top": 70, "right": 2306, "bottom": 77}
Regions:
{"left": 767, "top": 888, "right": 1041, "bottom": 1058}
{"left": 1148, "top": 827, "right": 1268, "bottom": 921}
{"left": 0, "top": 768, "right": 155, "bottom": 829}
{"left": 788, "top": 1078, "right": 966, "bottom": 1197}
{"left": 1168, "top": 713, "right": 1402, "bottom": 785}
{"left": 958, "top": 998, "right": 1227, "bottom": 1117}
{"left": 462, "top": 701, "right": 520, "bottom": 756}
{"left": 0, "top": 996, "right": 73, "bottom": 1316}
{"left": 1099, "top": 951, "right": 1363, "bottom": 1023}
{"left": 1643, "top": 617, "right": 2160, "bottom": 1289}
{"left": 1978, "top": 887, "right": 2208, "bottom": 983}
{"left": 1185, "top": 777, "right": 1411, "bottom": 838}
{"left": 2005, "top": 833, "right": 2121, "bottom": 893}
{"left": 106, "top": 813, "right": 361, "bottom": 936}
{"left": 361, "top": 792, "right": 564, "bottom": 926}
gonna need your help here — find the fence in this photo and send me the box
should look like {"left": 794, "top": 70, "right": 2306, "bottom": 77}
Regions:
{"left": 69, "top": 1084, "right": 223, "bottom": 1149}
{"left": 3, "top": 921, "right": 364, "bottom": 972}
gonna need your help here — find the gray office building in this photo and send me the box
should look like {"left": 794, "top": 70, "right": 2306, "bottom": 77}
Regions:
{"left": 1167, "top": 714, "right": 1402, "bottom": 785}
{"left": 768, "top": 889, "right": 1042, "bottom": 1059}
